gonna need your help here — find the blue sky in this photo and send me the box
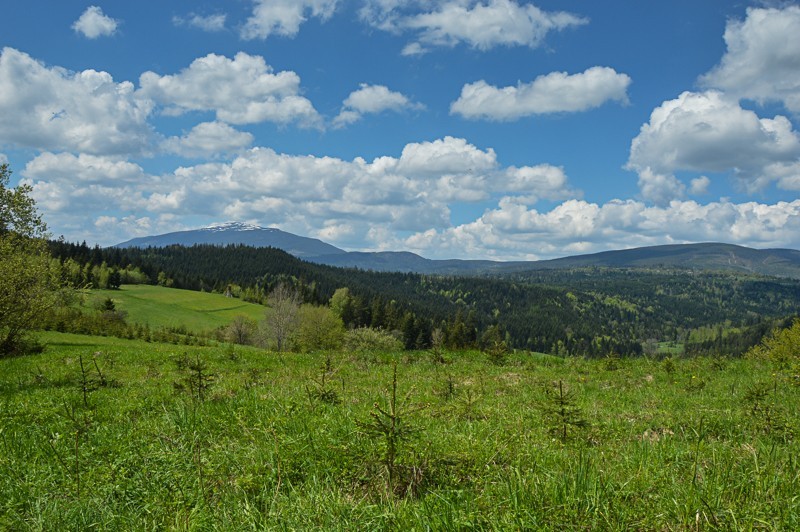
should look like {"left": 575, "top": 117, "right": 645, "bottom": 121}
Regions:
{"left": 2, "top": 0, "right": 800, "bottom": 259}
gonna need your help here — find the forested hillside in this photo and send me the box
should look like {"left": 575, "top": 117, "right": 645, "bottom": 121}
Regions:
{"left": 525, "top": 243, "right": 800, "bottom": 279}
{"left": 49, "top": 241, "right": 800, "bottom": 357}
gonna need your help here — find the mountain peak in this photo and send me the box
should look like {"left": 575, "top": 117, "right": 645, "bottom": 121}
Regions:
{"left": 112, "top": 223, "right": 345, "bottom": 258}
{"left": 203, "top": 221, "right": 273, "bottom": 233}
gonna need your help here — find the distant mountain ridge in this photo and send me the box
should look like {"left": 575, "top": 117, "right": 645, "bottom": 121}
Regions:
{"left": 112, "top": 223, "right": 800, "bottom": 279}
{"left": 112, "top": 222, "right": 346, "bottom": 259}
{"left": 528, "top": 242, "right": 800, "bottom": 279}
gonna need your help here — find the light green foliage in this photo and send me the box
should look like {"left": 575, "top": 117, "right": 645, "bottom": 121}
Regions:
{"left": 0, "top": 163, "right": 44, "bottom": 238}
{"left": 295, "top": 305, "right": 345, "bottom": 352}
{"left": 747, "top": 318, "right": 800, "bottom": 369}
{"left": 329, "top": 287, "right": 352, "bottom": 321}
{"left": 0, "top": 234, "right": 61, "bottom": 355}
{"left": 343, "top": 326, "right": 403, "bottom": 353}
{"left": 263, "top": 286, "right": 346, "bottom": 353}
{"left": 0, "top": 164, "right": 61, "bottom": 355}
{"left": 156, "top": 271, "right": 173, "bottom": 287}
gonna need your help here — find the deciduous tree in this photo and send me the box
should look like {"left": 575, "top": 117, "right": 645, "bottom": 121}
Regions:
{"left": 296, "top": 305, "right": 345, "bottom": 352}
{"left": 263, "top": 282, "right": 301, "bottom": 352}
{"left": 226, "top": 315, "right": 257, "bottom": 345}
{"left": 0, "top": 164, "right": 61, "bottom": 355}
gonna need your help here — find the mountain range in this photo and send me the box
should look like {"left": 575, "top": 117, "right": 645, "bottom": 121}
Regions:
{"left": 113, "top": 222, "right": 800, "bottom": 279}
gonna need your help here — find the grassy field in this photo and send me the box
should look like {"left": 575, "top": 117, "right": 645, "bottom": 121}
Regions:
{"left": 86, "top": 285, "right": 265, "bottom": 333}
{"left": 1, "top": 331, "right": 798, "bottom": 530}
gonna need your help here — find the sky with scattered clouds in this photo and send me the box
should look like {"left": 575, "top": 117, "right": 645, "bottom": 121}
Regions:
{"left": 2, "top": 1, "right": 800, "bottom": 260}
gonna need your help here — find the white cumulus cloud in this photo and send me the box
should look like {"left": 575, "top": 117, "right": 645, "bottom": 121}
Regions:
{"left": 241, "top": 0, "right": 338, "bottom": 40}
{"left": 21, "top": 133, "right": 800, "bottom": 260}
{"left": 499, "top": 164, "right": 575, "bottom": 204}
{"left": 700, "top": 6, "right": 800, "bottom": 113}
{"left": 395, "top": 136, "right": 497, "bottom": 178}
{"left": 162, "top": 122, "right": 254, "bottom": 158}
{"left": 689, "top": 176, "right": 711, "bottom": 196}
{"left": 634, "top": 168, "right": 686, "bottom": 207}
{"left": 0, "top": 48, "right": 154, "bottom": 156}
{"left": 173, "top": 13, "right": 227, "bottom": 32}
{"left": 21, "top": 153, "right": 157, "bottom": 231}
{"left": 24, "top": 152, "right": 147, "bottom": 184}
{"left": 138, "top": 52, "right": 322, "bottom": 127}
{"left": 451, "top": 67, "right": 631, "bottom": 120}
{"left": 334, "top": 83, "right": 423, "bottom": 127}
{"left": 403, "top": 198, "right": 800, "bottom": 261}
{"left": 360, "top": 0, "right": 587, "bottom": 54}
{"left": 628, "top": 91, "right": 800, "bottom": 203}
{"left": 72, "top": 6, "right": 119, "bottom": 39}
{"left": 93, "top": 215, "right": 181, "bottom": 243}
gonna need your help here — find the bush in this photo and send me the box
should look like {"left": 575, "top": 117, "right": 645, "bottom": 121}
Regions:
{"left": 344, "top": 327, "right": 403, "bottom": 353}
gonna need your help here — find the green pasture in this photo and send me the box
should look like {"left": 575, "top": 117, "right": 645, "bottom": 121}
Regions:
{"left": 1, "top": 331, "right": 798, "bottom": 529}
{"left": 657, "top": 341, "right": 684, "bottom": 355}
{"left": 86, "top": 285, "right": 265, "bottom": 332}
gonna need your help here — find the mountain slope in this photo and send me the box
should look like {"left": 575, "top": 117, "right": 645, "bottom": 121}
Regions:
{"left": 113, "top": 222, "right": 346, "bottom": 259}
{"left": 529, "top": 243, "right": 800, "bottom": 278}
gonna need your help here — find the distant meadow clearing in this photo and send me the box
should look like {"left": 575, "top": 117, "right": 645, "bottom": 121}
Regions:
{"left": 86, "top": 285, "right": 266, "bottom": 332}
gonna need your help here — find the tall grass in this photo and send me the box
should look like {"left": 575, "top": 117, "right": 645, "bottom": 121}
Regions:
{"left": 1, "top": 331, "right": 798, "bottom": 529}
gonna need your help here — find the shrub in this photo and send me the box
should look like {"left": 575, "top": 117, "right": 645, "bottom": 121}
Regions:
{"left": 344, "top": 327, "right": 403, "bottom": 353}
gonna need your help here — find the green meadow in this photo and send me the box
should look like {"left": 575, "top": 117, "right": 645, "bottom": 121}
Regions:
{"left": 1, "top": 329, "right": 798, "bottom": 530}
{"left": 86, "top": 285, "right": 265, "bottom": 333}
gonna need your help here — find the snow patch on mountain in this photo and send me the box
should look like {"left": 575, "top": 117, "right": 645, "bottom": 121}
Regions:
{"left": 203, "top": 221, "right": 271, "bottom": 232}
